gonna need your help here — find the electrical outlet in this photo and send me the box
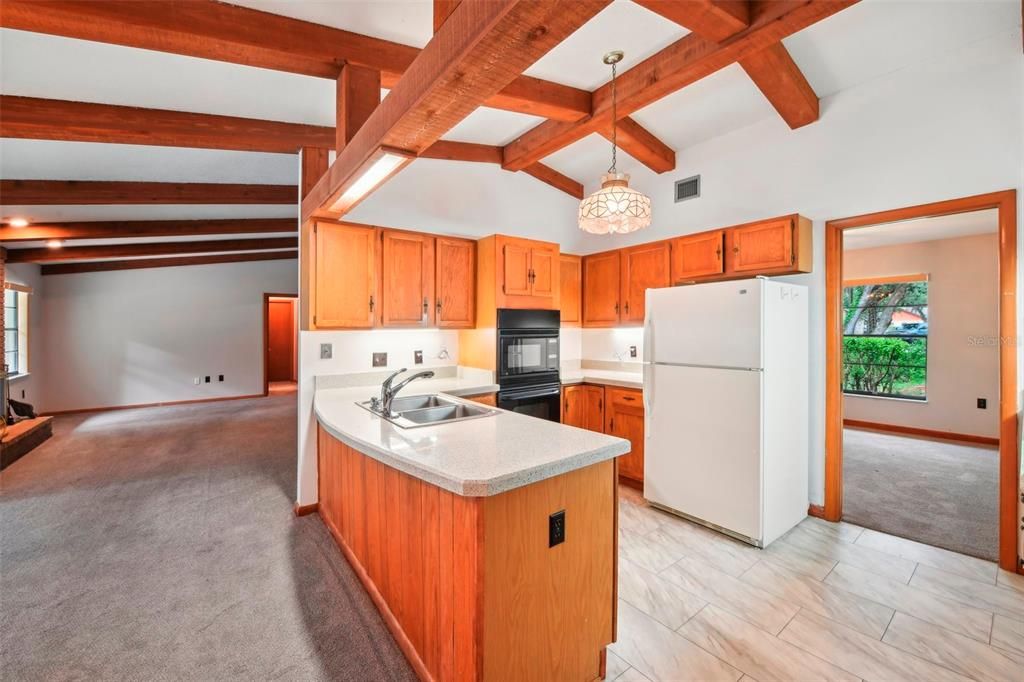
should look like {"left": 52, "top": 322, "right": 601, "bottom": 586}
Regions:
{"left": 218, "top": 375, "right": 224, "bottom": 382}
{"left": 204, "top": 376, "right": 211, "bottom": 383}
{"left": 977, "top": 398, "right": 987, "bottom": 409}
{"left": 629, "top": 345, "right": 637, "bottom": 358}
{"left": 414, "top": 350, "right": 423, "bottom": 365}
{"left": 194, "top": 377, "right": 201, "bottom": 385}
{"left": 549, "top": 510, "right": 566, "bottom": 548}
{"left": 320, "top": 343, "right": 333, "bottom": 360}
{"left": 373, "top": 352, "right": 387, "bottom": 367}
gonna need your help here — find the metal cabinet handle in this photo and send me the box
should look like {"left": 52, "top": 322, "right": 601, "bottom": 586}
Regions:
{"left": 715, "top": 245, "right": 722, "bottom": 259}
{"left": 422, "top": 298, "right": 429, "bottom": 319}
{"left": 369, "top": 295, "right": 375, "bottom": 312}
{"left": 614, "top": 302, "right": 620, "bottom": 314}
{"left": 733, "top": 246, "right": 740, "bottom": 253}
{"left": 436, "top": 300, "right": 442, "bottom": 314}
{"left": 624, "top": 301, "right": 630, "bottom": 315}
{"left": 622, "top": 396, "right": 636, "bottom": 402}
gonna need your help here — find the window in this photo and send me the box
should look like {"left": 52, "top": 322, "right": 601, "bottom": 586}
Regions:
{"left": 4, "top": 285, "right": 30, "bottom": 377}
{"left": 842, "top": 276, "right": 928, "bottom": 400}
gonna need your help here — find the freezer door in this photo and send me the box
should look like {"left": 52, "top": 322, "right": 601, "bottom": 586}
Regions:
{"left": 645, "top": 279, "right": 762, "bottom": 368}
{"left": 644, "top": 363, "right": 763, "bottom": 541}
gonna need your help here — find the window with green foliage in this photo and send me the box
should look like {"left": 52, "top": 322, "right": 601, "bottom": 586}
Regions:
{"left": 843, "top": 278, "right": 928, "bottom": 400}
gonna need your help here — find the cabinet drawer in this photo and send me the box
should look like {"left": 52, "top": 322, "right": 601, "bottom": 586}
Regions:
{"left": 606, "top": 387, "right": 643, "bottom": 410}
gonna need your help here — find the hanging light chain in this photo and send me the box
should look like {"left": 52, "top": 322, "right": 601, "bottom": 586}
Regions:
{"left": 608, "top": 58, "right": 618, "bottom": 175}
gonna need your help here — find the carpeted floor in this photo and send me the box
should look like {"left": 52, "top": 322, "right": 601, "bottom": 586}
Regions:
{"left": 0, "top": 394, "right": 414, "bottom": 681}
{"left": 842, "top": 427, "right": 999, "bottom": 561}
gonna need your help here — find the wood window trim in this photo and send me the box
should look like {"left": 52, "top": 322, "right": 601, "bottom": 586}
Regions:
{"left": 3, "top": 285, "right": 30, "bottom": 377}
{"left": 825, "top": 189, "right": 1019, "bottom": 573}
{"left": 843, "top": 273, "right": 928, "bottom": 287}
{"left": 4, "top": 282, "right": 32, "bottom": 294}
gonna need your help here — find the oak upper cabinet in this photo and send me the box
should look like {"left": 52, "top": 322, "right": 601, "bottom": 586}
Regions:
{"left": 530, "top": 246, "right": 556, "bottom": 298}
{"left": 477, "top": 235, "right": 560, "bottom": 314}
{"left": 562, "top": 384, "right": 605, "bottom": 432}
{"left": 582, "top": 251, "right": 621, "bottom": 327}
{"left": 559, "top": 254, "right": 582, "bottom": 326}
{"left": 502, "top": 241, "right": 532, "bottom": 296}
{"left": 605, "top": 387, "right": 644, "bottom": 484}
{"left": 313, "top": 221, "right": 377, "bottom": 329}
{"left": 620, "top": 242, "right": 670, "bottom": 324}
{"left": 380, "top": 229, "right": 436, "bottom": 327}
{"left": 725, "top": 215, "right": 812, "bottom": 275}
{"left": 435, "top": 236, "right": 476, "bottom": 328}
{"left": 670, "top": 230, "right": 725, "bottom": 283}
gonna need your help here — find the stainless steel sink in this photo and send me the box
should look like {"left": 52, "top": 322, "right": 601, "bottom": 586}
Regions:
{"left": 357, "top": 394, "right": 497, "bottom": 429}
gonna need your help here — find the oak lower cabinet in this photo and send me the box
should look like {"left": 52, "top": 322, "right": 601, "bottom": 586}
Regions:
{"left": 559, "top": 254, "right": 582, "bottom": 326}
{"left": 381, "top": 229, "right": 435, "bottom": 327}
{"left": 605, "top": 387, "right": 645, "bottom": 485}
{"left": 670, "top": 229, "right": 725, "bottom": 283}
{"left": 435, "top": 237, "right": 476, "bottom": 328}
{"left": 465, "top": 392, "right": 497, "bottom": 406}
{"left": 313, "top": 221, "right": 377, "bottom": 329}
{"left": 561, "top": 384, "right": 603, "bottom": 431}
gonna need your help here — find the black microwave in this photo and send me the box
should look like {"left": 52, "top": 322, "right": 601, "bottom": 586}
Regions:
{"left": 496, "top": 309, "right": 560, "bottom": 389}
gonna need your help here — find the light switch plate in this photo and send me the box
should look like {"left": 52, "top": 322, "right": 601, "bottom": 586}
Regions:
{"left": 373, "top": 352, "right": 388, "bottom": 367}
{"left": 320, "top": 343, "right": 333, "bottom": 360}
{"left": 629, "top": 345, "right": 637, "bottom": 358}
{"left": 414, "top": 350, "right": 423, "bottom": 365}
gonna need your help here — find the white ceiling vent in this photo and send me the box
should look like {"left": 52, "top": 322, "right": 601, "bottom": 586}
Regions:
{"left": 674, "top": 175, "right": 700, "bottom": 203}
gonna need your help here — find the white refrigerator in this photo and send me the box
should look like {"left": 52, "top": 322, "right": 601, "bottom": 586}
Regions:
{"left": 643, "top": 278, "right": 808, "bottom": 547}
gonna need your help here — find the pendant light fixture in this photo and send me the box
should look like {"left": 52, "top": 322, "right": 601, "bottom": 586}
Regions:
{"left": 578, "top": 50, "right": 652, "bottom": 235}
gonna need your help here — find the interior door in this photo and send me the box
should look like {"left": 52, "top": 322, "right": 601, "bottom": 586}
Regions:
{"left": 621, "top": 242, "right": 670, "bottom": 324}
{"left": 381, "top": 230, "right": 435, "bottom": 327}
{"left": 267, "top": 298, "right": 295, "bottom": 381}
{"left": 644, "top": 363, "right": 762, "bottom": 541}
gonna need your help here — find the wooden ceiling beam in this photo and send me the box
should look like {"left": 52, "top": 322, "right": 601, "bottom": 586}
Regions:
{"left": 434, "top": 0, "right": 462, "bottom": 32}
{"left": 302, "top": 0, "right": 610, "bottom": 221}
{"left": 601, "top": 117, "right": 676, "bottom": 173}
{"left": 41, "top": 251, "right": 298, "bottom": 276}
{"left": 0, "top": 96, "right": 334, "bottom": 153}
{"left": 0, "top": 218, "right": 295, "bottom": 242}
{"left": 632, "top": 0, "right": 750, "bottom": 42}
{"left": 739, "top": 42, "right": 819, "bottom": 128}
{"left": 420, "top": 141, "right": 583, "bottom": 198}
{"left": 1, "top": 180, "right": 296, "bottom": 204}
{"left": 502, "top": 0, "right": 857, "bottom": 170}
{"left": 0, "top": 0, "right": 591, "bottom": 122}
{"left": 6, "top": 237, "right": 298, "bottom": 263}
{"left": 337, "top": 64, "right": 381, "bottom": 152}
{"left": 521, "top": 163, "right": 584, "bottom": 200}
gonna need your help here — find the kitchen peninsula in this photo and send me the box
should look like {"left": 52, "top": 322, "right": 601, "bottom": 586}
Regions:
{"left": 314, "top": 382, "right": 629, "bottom": 681}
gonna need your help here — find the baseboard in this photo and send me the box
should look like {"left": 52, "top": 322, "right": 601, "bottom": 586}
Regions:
{"left": 618, "top": 475, "right": 643, "bottom": 491}
{"left": 843, "top": 419, "right": 999, "bottom": 447}
{"left": 807, "top": 504, "right": 826, "bottom": 519}
{"left": 43, "top": 393, "right": 265, "bottom": 416}
{"left": 293, "top": 502, "right": 319, "bottom": 517}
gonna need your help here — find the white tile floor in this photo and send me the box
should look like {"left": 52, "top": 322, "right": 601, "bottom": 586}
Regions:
{"left": 609, "top": 486, "right": 1024, "bottom": 681}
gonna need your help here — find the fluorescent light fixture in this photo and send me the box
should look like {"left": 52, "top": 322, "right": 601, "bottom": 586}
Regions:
{"left": 46, "top": 239, "right": 63, "bottom": 249}
{"left": 330, "top": 147, "right": 413, "bottom": 214}
{"left": 8, "top": 217, "right": 29, "bottom": 228}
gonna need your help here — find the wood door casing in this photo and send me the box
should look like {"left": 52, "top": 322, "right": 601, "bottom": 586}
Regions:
{"left": 435, "top": 236, "right": 476, "bottom": 328}
{"left": 726, "top": 217, "right": 794, "bottom": 273}
{"left": 381, "top": 230, "right": 435, "bottom": 327}
{"left": 671, "top": 230, "right": 725, "bottom": 282}
{"left": 267, "top": 298, "right": 295, "bottom": 381}
{"left": 314, "top": 222, "right": 376, "bottom": 328}
{"left": 559, "top": 254, "right": 582, "bottom": 325}
{"left": 582, "top": 251, "right": 621, "bottom": 327}
{"left": 606, "top": 387, "right": 644, "bottom": 483}
{"left": 620, "top": 242, "right": 670, "bottom": 324}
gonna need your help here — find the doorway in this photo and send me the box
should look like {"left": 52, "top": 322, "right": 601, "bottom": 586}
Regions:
{"left": 264, "top": 293, "right": 297, "bottom": 394}
{"left": 824, "top": 190, "right": 1019, "bottom": 572}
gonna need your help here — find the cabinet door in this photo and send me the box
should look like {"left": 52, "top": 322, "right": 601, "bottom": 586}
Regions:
{"left": 529, "top": 246, "right": 556, "bottom": 299}
{"left": 606, "top": 387, "right": 644, "bottom": 483}
{"left": 466, "top": 392, "right": 496, "bottom": 406}
{"left": 726, "top": 218, "right": 794, "bottom": 273}
{"left": 621, "top": 242, "right": 670, "bottom": 324}
{"left": 381, "top": 230, "right": 435, "bottom": 327}
{"left": 559, "top": 255, "right": 582, "bottom": 325}
{"left": 435, "top": 237, "right": 476, "bottom": 328}
{"left": 314, "top": 222, "right": 377, "bottom": 328}
{"left": 502, "top": 242, "right": 532, "bottom": 296}
{"left": 583, "top": 385, "right": 605, "bottom": 432}
{"left": 671, "top": 230, "right": 725, "bottom": 282}
{"left": 561, "top": 385, "right": 586, "bottom": 428}
{"left": 582, "top": 251, "right": 621, "bottom": 327}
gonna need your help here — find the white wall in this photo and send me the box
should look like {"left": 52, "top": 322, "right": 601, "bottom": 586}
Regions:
{"left": 38, "top": 259, "right": 297, "bottom": 412}
{"left": 843, "top": 234, "right": 1000, "bottom": 438}
{"left": 581, "top": 328, "right": 646, "bottom": 364}
{"left": 4, "top": 263, "right": 44, "bottom": 409}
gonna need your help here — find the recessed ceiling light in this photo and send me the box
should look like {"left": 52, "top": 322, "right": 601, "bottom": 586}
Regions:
{"left": 46, "top": 239, "right": 63, "bottom": 249}
{"left": 8, "top": 217, "right": 29, "bottom": 228}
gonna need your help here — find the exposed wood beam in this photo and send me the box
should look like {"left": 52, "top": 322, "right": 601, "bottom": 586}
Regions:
{"left": 337, "top": 65, "right": 381, "bottom": 152}
{"left": 1, "top": 180, "right": 296, "bottom": 205}
{"left": 600, "top": 117, "right": 676, "bottom": 173}
{"left": 302, "top": 0, "right": 610, "bottom": 221}
{"left": 6, "top": 237, "right": 299, "bottom": 263}
{"left": 0, "top": 218, "right": 295, "bottom": 242}
{"left": 0, "top": 0, "right": 591, "bottom": 122}
{"left": 41, "top": 251, "right": 298, "bottom": 276}
{"left": 502, "top": 0, "right": 857, "bottom": 170}
{"left": 434, "top": 0, "right": 461, "bottom": 32}
{"left": 739, "top": 42, "right": 819, "bottom": 129}
{"left": 0, "top": 96, "right": 334, "bottom": 153}
{"left": 521, "top": 164, "right": 584, "bottom": 200}
{"left": 632, "top": 0, "right": 750, "bottom": 41}
{"left": 300, "top": 148, "right": 329, "bottom": 198}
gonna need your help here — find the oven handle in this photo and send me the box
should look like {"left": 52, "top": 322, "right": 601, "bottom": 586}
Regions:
{"left": 499, "top": 385, "right": 561, "bottom": 400}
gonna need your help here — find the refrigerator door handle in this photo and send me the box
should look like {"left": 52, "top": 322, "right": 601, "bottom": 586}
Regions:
{"left": 643, "top": 311, "right": 654, "bottom": 365}
{"left": 643, "top": 362, "right": 653, "bottom": 416}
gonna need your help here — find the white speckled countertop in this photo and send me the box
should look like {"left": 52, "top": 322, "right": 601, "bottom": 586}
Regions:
{"left": 314, "top": 376, "right": 630, "bottom": 497}
{"left": 560, "top": 368, "right": 643, "bottom": 389}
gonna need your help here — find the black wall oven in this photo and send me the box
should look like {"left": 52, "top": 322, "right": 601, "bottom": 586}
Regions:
{"left": 496, "top": 309, "right": 560, "bottom": 421}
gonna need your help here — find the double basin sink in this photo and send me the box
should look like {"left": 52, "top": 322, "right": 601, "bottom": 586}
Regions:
{"left": 357, "top": 394, "right": 497, "bottom": 429}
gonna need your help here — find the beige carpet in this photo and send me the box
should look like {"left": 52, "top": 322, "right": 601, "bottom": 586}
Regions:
{"left": 842, "top": 427, "right": 999, "bottom": 561}
{"left": 0, "top": 394, "right": 414, "bottom": 681}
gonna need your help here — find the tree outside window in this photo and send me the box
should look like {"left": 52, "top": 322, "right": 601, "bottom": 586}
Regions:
{"left": 842, "top": 278, "right": 928, "bottom": 400}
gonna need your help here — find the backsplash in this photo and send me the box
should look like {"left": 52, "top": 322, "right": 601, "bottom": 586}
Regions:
{"left": 581, "top": 327, "right": 645, "bottom": 363}
{"left": 300, "top": 329, "right": 459, "bottom": 376}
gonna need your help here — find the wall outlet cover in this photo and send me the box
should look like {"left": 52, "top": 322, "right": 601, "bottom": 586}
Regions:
{"left": 414, "top": 350, "right": 423, "bottom": 365}
{"left": 204, "top": 376, "right": 211, "bottom": 383}
{"left": 194, "top": 377, "right": 201, "bottom": 385}
{"left": 373, "top": 352, "right": 388, "bottom": 368}
{"left": 977, "top": 398, "right": 987, "bottom": 409}
{"left": 218, "top": 375, "right": 224, "bottom": 382}
{"left": 629, "top": 345, "right": 637, "bottom": 358}
{"left": 320, "top": 343, "right": 333, "bottom": 360}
